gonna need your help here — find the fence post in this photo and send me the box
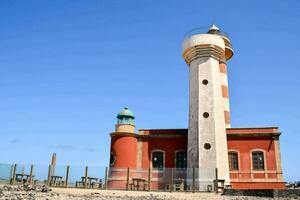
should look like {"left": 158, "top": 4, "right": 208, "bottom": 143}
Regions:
{"left": 126, "top": 168, "right": 130, "bottom": 191}
{"left": 104, "top": 167, "right": 108, "bottom": 190}
{"left": 11, "top": 164, "right": 17, "bottom": 185}
{"left": 192, "top": 167, "right": 195, "bottom": 193}
{"left": 215, "top": 168, "right": 218, "bottom": 194}
{"left": 84, "top": 166, "right": 88, "bottom": 189}
{"left": 169, "top": 168, "right": 174, "bottom": 192}
{"left": 47, "top": 165, "right": 52, "bottom": 186}
{"left": 9, "top": 165, "right": 13, "bottom": 180}
{"left": 29, "top": 164, "right": 34, "bottom": 185}
{"left": 148, "top": 167, "right": 151, "bottom": 192}
{"left": 65, "top": 165, "right": 70, "bottom": 188}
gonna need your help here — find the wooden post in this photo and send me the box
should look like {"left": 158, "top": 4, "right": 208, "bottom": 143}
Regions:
{"left": 147, "top": 167, "right": 151, "bottom": 192}
{"left": 104, "top": 167, "right": 108, "bottom": 190}
{"left": 215, "top": 168, "right": 218, "bottom": 194}
{"left": 192, "top": 167, "right": 195, "bottom": 193}
{"left": 47, "top": 165, "right": 52, "bottom": 186}
{"left": 51, "top": 153, "right": 57, "bottom": 166}
{"left": 170, "top": 168, "right": 174, "bottom": 192}
{"left": 126, "top": 168, "right": 130, "bottom": 191}
{"left": 9, "top": 165, "right": 13, "bottom": 180}
{"left": 65, "top": 165, "right": 70, "bottom": 188}
{"left": 29, "top": 164, "right": 33, "bottom": 185}
{"left": 11, "top": 164, "right": 17, "bottom": 185}
{"left": 84, "top": 166, "right": 88, "bottom": 189}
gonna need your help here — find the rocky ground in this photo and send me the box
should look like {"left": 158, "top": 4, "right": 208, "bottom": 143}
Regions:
{"left": 0, "top": 184, "right": 299, "bottom": 200}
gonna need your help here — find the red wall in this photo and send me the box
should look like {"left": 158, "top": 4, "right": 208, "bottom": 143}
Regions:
{"left": 109, "top": 128, "right": 285, "bottom": 189}
{"left": 227, "top": 137, "right": 277, "bottom": 172}
{"left": 141, "top": 137, "right": 187, "bottom": 168}
{"left": 110, "top": 135, "right": 137, "bottom": 168}
{"left": 227, "top": 136, "right": 285, "bottom": 189}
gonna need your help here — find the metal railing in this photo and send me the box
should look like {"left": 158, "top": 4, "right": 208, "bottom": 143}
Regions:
{"left": 183, "top": 27, "right": 231, "bottom": 40}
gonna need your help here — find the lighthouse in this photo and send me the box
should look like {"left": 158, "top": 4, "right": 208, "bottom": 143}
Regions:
{"left": 182, "top": 24, "right": 234, "bottom": 191}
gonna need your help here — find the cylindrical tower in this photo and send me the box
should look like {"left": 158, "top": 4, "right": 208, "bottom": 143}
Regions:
{"left": 110, "top": 107, "right": 137, "bottom": 168}
{"left": 182, "top": 24, "right": 233, "bottom": 191}
{"left": 207, "top": 25, "right": 234, "bottom": 128}
{"left": 108, "top": 107, "right": 137, "bottom": 189}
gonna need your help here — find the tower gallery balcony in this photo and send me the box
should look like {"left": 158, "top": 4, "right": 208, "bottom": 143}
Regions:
{"left": 183, "top": 25, "right": 234, "bottom": 61}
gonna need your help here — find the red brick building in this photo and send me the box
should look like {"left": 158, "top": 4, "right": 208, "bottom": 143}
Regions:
{"left": 109, "top": 119, "right": 285, "bottom": 190}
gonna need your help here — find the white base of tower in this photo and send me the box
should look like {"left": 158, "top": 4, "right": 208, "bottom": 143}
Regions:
{"left": 186, "top": 178, "right": 217, "bottom": 192}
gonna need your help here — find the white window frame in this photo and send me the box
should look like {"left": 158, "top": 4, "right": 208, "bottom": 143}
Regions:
{"left": 228, "top": 149, "right": 240, "bottom": 171}
{"left": 250, "top": 149, "right": 267, "bottom": 171}
{"left": 151, "top": 149, "right": 165, "bottom": 170}
{"left": 174, "top": 150, "right": 187, "bottom": 169}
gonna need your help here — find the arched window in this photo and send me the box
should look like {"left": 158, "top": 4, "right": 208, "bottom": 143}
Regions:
{"left": 110, "top": 152, "right": 116, "bottom": 167}
{"left": 176, "top": 151, "right": 187, "bottom": 168}
{"left": 152, "top": 151, "right": 164, "bottom": 169}
{"left": 228, "top": 151, "right": 239, "bottom": 171}
{"left": 252, "top": 151, "right": 264, "bottom": 170}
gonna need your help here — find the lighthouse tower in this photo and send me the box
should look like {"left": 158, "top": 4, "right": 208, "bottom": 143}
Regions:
{"left": 110, "top": 107, "right": 137, "bottom": 168}
{"left": 182, "top": 24, "right": 234, "bottom": 191}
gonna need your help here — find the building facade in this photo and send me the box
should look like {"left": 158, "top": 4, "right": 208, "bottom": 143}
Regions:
{"left": 108, "top": 25, "right": 285, "bottom": 190}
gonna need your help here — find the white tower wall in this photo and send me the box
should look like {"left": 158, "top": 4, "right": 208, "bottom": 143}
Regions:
{"left": 183, "top": 34, "right": 230, "bottom": 191}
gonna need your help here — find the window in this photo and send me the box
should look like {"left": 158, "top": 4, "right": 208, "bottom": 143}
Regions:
{"left": 228, "top": 152, "right": 239, "bottom": 170}
{"left": 203, "top": 112, "right": 209, "bottom": 118}
{"left": 110, "top": 152, "right": 116, "bottom": 166}
{"left": 252, "top": 151, "right": 264, "bottom": 170}
{"left": 176, "top": 151, "right": 187, "bottom": 168}
{"left": 152, "top": 151, "right": 164, "bottom": 169}
{"left": 202, "top": 79, "right": 208, "bottom": 85}
{"left": 204, "top": 143, "right": 211, "bottom": 150}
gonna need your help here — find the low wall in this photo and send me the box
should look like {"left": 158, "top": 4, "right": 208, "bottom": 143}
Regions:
{"left": 230, "top": 182, "right": 286, "bottom": 189}
{"left": 224, "top": 189, "right": 300, "bottom": 198}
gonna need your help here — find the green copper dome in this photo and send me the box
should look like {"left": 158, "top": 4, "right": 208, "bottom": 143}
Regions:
{"left": 117, "top": 107, "right": 135, "bottom": 119}
{"left": 116, "top": 107, "right": 135, "bottom": 125}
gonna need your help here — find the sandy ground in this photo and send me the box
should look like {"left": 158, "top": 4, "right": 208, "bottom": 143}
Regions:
{"left": 52, "top": 187, "right": 220, "bottom": 199}
{"left": 1, "top": 184, "right": 298, "bottom": 199}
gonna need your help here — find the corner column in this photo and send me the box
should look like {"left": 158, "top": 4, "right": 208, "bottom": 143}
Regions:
{"left": 274, "top": 136, "right": 283, "bottom": 181}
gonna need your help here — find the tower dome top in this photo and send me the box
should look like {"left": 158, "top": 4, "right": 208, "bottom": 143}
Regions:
{"left": 209, "top": 24, "right": 220, "bottom": 31}
{"left": 207, "top": 24, "right": 226, "bottom": 37}
{"left": 117, "top": 107, "right": 135, "bottom": 119}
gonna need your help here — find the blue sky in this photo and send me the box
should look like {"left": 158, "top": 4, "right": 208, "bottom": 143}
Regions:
{"left": 0, "top": 0, "right": 299, "bottom": 181}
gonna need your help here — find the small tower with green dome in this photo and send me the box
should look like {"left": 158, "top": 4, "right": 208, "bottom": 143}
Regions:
{"left": 117, "top": 107, "right": 135, "bottom": 125}
{"left": 115, "top": 107, "right": 135, "bottom": 133}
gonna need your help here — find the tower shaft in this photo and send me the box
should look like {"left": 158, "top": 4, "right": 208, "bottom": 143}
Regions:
{"left": 183, "top": 34, "right": 230, "bottom": 191}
